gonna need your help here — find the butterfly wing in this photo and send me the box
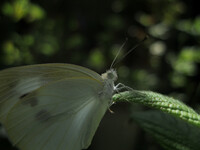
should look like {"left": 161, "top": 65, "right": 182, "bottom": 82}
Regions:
{"left": 4, "top": 77, "right": 108, "bottom": 150}
{"left": 0, "top": 63, "right": 102, "bottom": 123}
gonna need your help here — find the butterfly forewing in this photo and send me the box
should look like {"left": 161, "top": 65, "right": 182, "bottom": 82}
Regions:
{"left": 0, "top": 63, "right": 102, "bottom": 123}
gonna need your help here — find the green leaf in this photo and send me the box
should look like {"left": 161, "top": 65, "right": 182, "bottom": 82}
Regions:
{"left": 113, "top": 90, "right": 200, "bottom": 128}
{"left": 132, "top": 110, "right": 200, "bottom": 150}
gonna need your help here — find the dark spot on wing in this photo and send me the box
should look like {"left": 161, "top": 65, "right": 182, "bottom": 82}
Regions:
{"left": 36, "top": 110, "right": 51, "bottom": 122}
{"left": 20, "top": 93, "right": 30, "bottom": 99}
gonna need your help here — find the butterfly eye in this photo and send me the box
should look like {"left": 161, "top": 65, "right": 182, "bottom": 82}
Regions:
{"left": 106, "top": 70, "right": 118, "bottom": 81}
{"left": 107, "top": 72, "right": 114, "bottom": 79}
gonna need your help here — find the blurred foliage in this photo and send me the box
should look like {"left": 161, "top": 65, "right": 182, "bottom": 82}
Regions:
{"left": 2, "top": 0, "right": 45, "bottom": 21}
{"left": 132, "top": 110, "right": 200, "bottom": 150}
{"left": 0, "top": 0, "right": 200, "bottom": 150}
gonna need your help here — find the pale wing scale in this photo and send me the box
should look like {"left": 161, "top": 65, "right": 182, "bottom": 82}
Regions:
{"left": 5, "top": 78, "right": 108, "bottom": 150}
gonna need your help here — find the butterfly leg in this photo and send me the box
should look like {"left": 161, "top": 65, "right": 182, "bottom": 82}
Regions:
{"left": 114, "top": 83, "right": 133, "bottom": 93}
{"left": 112, "top": 83, "right": 134, "bottom": 104}
{"left": 109, "top": 83, "right": 132, "bottom": 106}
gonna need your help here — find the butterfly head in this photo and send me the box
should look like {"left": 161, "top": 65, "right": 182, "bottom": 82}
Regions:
{"left": 101, "top": 69, "right": 118, "bottom": 82}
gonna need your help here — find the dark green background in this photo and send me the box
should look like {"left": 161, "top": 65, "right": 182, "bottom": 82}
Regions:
{"left": 0, "top": 0, "right": 199, "bottom": 150}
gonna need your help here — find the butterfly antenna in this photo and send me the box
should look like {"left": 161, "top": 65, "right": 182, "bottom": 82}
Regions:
{"left": 113, "top": 35, "right": 148, "bottom": 67}
{"left": 110, "top": 38, "right": 128, "bottom": 69}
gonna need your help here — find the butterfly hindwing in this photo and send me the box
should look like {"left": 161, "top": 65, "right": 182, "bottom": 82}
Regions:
{"left": 5, "top": 78, "right": 108, "bottom": 150}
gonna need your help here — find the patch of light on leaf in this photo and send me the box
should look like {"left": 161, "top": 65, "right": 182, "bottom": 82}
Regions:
{"left": 39, "top": 43, "right": 53, "bottom": 55}
{"left": 170, "top": 73, "right": 187, "bottom": 88}
{"left": 2, "top": 41, "right": 21, "bottom": 65}
{"left": 176, "top": 20, "right": 192, "bottom": 33}
{"left": 37, "top": 36, "right": 59, "bottom": 56}
{"left": 148, "top": 23, "right": 169, "bottom": 39}
{"left": 1, "top": 3, "right": 13, "bottom": 16}
{"left": 167, "top": 47, "right": 200, "bottom": 76}
{"left": 135, "top": 12, "right": 155, "bottom": 26}
{"left": 22, "top": 51, "right": 34, "bottom": 64}
{"left": 172, "top": 47, "right": 200, "bottom": 76}
{"left": 179, "top": 47, "right": 200, "bottom": 63}
{"left": 38, "top": 43, "right": 57, "bottom": 56}
{"left": 1, "top": 0, "right": 45, "bottom": 22}
{"left": 174, "top": 61, "right": 196, "bottom": 76}
{"left": 149, "top": 41, "right": 166, "bottom": 56}
{"left": 193, "top": 16, "right": 200, "bottom": 34}
{"left": 87, "top": 49, "right": 105, "bottom": 70}
{"left": 176, "top": 16, "right": 200, "bottom": 36}
{"left": 2, "top": 0, "right": 29, "bottom": 21}
{"left": 27, "top": 4, "right": 45, "bottom": 22}
{"left": 10, "top": 0, "right": 29, "bottom": 21}
{"left": 163, "top": 1, "right": 185, "bottom": 24}
{"left": 23, "top": 35, "right": 35, "bottom": 46}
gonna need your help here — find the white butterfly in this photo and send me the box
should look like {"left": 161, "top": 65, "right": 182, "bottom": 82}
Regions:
{"left": 0, "top": 63, "right": 119, "bottom": 150}
{"left": 0, "top": 36, "right": 146, "bottom": 150}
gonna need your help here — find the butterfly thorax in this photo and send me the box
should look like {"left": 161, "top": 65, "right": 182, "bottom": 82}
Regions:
{"left": 100, "top": 69, "right": 117, "bottom": 101}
